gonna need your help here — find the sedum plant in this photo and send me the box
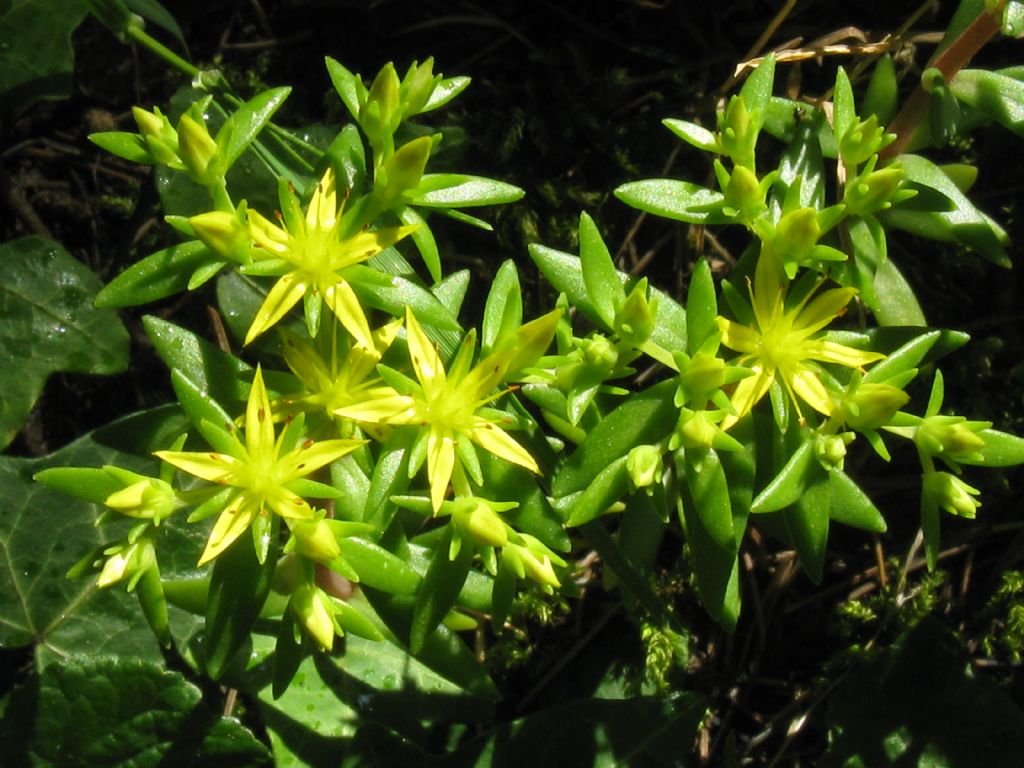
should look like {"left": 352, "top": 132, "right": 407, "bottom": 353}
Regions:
{"left": 7, "top": 0, "right": 1024, "bottom": 762}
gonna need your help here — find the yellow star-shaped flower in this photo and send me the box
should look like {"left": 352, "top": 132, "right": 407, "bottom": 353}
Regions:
{"left": 336, "top": 307, "right": 559, "bottom": 512}
{"left": 155, "top": 366, "right": 364, "bottom": 565}
{"left": 716, "top": 254, "right": 883, "bottom": 428}
{"left": 244, "top": 167, "right": 417, "bottom": 347}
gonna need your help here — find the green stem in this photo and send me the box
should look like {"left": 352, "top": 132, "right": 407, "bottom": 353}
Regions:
{"left": 126, "top": 25, "right": 199, "bottom": 79}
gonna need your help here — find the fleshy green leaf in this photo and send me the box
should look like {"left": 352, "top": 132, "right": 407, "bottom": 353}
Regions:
{"left": 752, "top": 439, "right": 816, "bottom": 514}
{"left": 663, "top": 118, "right": 718, "bottom": 151}
{"left": 579, "top": 211, "right": 625, "bottom": 329}
{"left": 96, "top": 240, "right": 220, "bottom": 307}
{"left": 832, "top": 67, "right": 856, "bottom": 150}
{"left": 217, "top": 86, "right": 292, "bottom": 170}
{"left": 0, "top": 237, "right": 129, "bottom": 449}
{"left": 614, "top": 179, "right": 725, "bottom": 224}
{"left": 325, "top": 57, "right": 362, "bottom": 122}
{"left": 410, "top": 526, "right": 472, "bottom": 653}
{"left": 564, "top": 456, "right": 630, "bottom": 527}
{"left": 481, "top": 260, "right": 523, "bottom": 356}
{"left": 864, "top": 55, "right": 898, "bottom": 124}
{"left": 686, "top": 257, "right": 717, "bottom": 354}
{"left": 408, "top": 174, "right": 525, "bottom": 207}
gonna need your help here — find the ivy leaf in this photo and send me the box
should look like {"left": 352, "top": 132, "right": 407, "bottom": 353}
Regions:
{"left": 0, "top": 657, "right": 270, "bottom": 766}
{"left": 0, "top": 237, "right": 130, "bottom": 449}
{"left": 0, "top": 0, "right": 88, "bottom": 114}
{"left": 824, "top": 617, "right": 1024, "bottom": 766}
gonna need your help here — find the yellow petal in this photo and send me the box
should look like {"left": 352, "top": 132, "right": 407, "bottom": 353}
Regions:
{"left": 245, "top": 366, "right": 275, "bottom": 460}
{"left": 716, "top": 316, "right": 761, "bottom": 355}
{"left": 199, "top": 497, "right": 259, "bottom": 565}
{"left": 787, "top": 366, "right": 835, "bottom": 416}
{"left": 277, "top": 437, "right": 366, "bottom": 480}
{"left": 331, "top": 225, "right": 419, "bottom": 271}
{"left": 154, "top": 450, "right": 244, "bottom": 485}
{"left": 335, "top": 393, "right": 418, "bottom": 424}
{"left": 245, "top": 272, "right": 308, "bottom": 345}
{"left": 427, "top": 427, "right": 456, "bottom": 513}
{"left": 247, "top": 209, "right": 291, "bottom": 256}
{"left": 793, "top": 287, "right": 858, "bottom": 337}
{"left": 265, "top": 486, "right": 316, "bottom": 520}
{"left": 721, "top": 366, "right": 773, "bottom": 431}
{"left": 404, "top": 308, "right": 446, "bottom": 394}
{"left": 322, "top": 279, "right": 373, "bottom": 350}
{"left": 467, "top": 419, "right": 539, "bottom": 473}
{"left": 307, "top": 167, "right": 338, "bottom": 230}
{"left": 803, "top": 339, "right": 885, "bottom": 368}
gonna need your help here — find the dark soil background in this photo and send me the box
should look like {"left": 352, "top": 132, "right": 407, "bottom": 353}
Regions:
{"left": 4, "top": 1, "right": 1024, "bottom": 764}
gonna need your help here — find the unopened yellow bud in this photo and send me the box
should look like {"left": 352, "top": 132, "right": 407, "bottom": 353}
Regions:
{"left": 815, "top": 432, "right": 854, "bottom": 470}
{"left": 615, "top": 282, "right": 657, "bottom": 347}
{"left": 401, "top": 58, "right": 440, "bottom": 118}
{"left": 452, "top": 498, "right": 509, "bottom": 548}
{"left": 105, "top": 477, "right": 176, "bottom": 524}
{"left": 291, "top": 583, "right": 336, "bottom": 651}
{"left": 775, "top": 208, "right": 820, "bottom": 262}
{"left": 626, "top": 445, "right": 663, "bottom": 490}
{"left": 679, "top": 354, "right": 726, "bottom": 402}
{"left": 362, "top": 62, "right": 401, "bottom": 139}
{"left": 177, "top": 114, "right": 220, "bottom": 184}
{"left": 916, "top": 415, "right": 989, "bottom": 463}
{"left": 581, "top": 335, "right": 618, "bottom": 371}
{"left": 844, "top": 163, "right": 905, "bottom": 217}
{"left": 841, "top": 382, "right": 909, "bottom": 430}
{"left": 718, "top": 95, "right": 757, "bottom": 168}
{"left": 188, "top": 210, "right": 250, "bottom": 263}
{"left": 289, "top": 519, "right": 342, "bottom": 563}
{"left": 923, "top": 470, "right": 981, "bottom": 518}
{"left": 131, "top": 106, "right": 180, "bottom": 167}
{"left": 375, "top": 135, "right": 431, "bottom": 203}
{"left": 97, "top": 538, "right": 155, "bottom": 589}
{"left": 839, "top": 114, "right": 892, "bottom": 167}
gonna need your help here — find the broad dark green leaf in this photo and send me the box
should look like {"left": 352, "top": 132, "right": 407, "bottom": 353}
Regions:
{"left": 824, "top": 617, "right": 1024, "bottom": 767}
{"left": 0, "top": 657, "right": 270, "bottom": 766}
{"left": 0, "top": 237, "right": 129, "bottom": 449}
{"left": 453, "top": 693, "right": 707, "bottom": 767}
{"left": 0, "top": 0, "right": 88, "bottom": 114}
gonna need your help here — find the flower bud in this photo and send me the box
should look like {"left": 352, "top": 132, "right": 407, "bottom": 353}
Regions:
{"left": 840, "top": 382, "right": 909, "bottom": 430}
{"left": 290, "top": 582, "right": 337, "bottom": 651}
{"left": 400, "top": 58, "right": 440, "bottom": 118}
{"left": 361, "top": 62, "right": 401, "bottom": 140}
{"left": 722, "top": 164, "right": 767, "bottom": 223}
{"left": 105, "top": 476, "right": 176, "bottom": 525}
{"left": 839, "top": 114, "right": 892, "bottom": 167}
{"left": 503, "top": 539, "right": 561, "bottom": 589}
{"left": 580, "top": 334, "right": 618, "bottom": 372}
{"left": 679, "top": 353, "right": 726, "bottom": 402}
{"left": 97, "top": 537, "right": 156, "bottom": 589}
{"left": 718, "top": 95, "right": 758, "bottom": 168}
{"left": 451, "top": 498, "right": 509, "bottom": 548}
{"left": 626, "top": 445, "right": 663, "bottom": 491}
{"left": 922, "top": 470, "right": 981, "bottom": 519}
{"left": 773, "top": 207, "right": 820, "bottom": 263}
{"left": 289, "top": 519, "right": 342, "bottom": 563}
{"left": 916, "top": 415, "right": 988, "bottom": 463}
{"left": 843, "top": 162, "right": 905, "bottom": 217}
{"left": 131, "top": 106, "right": 181, "bottom": 168}
{"left": 614, "top": 282, "right": 657, "bottom": 348}
{"left": 673, "top": 408, "right": 744, "bottom": 452}
{"left": 375, "top": 135, "right": 432, "bottom": 204}
{"left": 815, "top": 432, "right": 854, "bottom": 471}
{"left": 188, "top": 210, "right": 251, "bottom": 263}
{"left": 177, "top": 114, "right": 220, "bottom": 185}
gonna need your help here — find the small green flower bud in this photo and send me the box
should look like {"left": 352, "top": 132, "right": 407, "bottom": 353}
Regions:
{"left": 362, "top": 62, "right": 402, "bottom": 139}
{"left": 614, "top": 282, "right": 657, "bottom": 348}
{"left": 580, "top": 334, "right": 618, "bottom": 371}
{"left": 177, "top": 114, "right": 220, "bottom": 185}
{"left": 188, "top": 210, "right": 250, "bottom": 263}
{"left": 722, "top": 164, "right": 767, "bottom": 223}
{"left": 626, "top": 445, "right": 664, "bottom": 491}
{"left": 922, "top": 470, "right": 981, "bottom": 519}
{"left": 774, "top": 207, "right": 820, "bottom": 263}
{"left": 375, "top": 135, "right": 432, "bottom": 204}
{"left": 673, "top": 408, "right": 744, "bottom": 452}
{"left": 815, "top": 432, "right": 854, "bottom": 470}
{"left": 131, "top": 106, "right": 181, "bottom": 167}
{"left": 839, "top": 114, "right": 892, "bottom": 168}
{"left": 503, "top": 539, "right": 561, "bottom": 589}
{"left": 679, "top": 353, "right": 726, "bottom": 402}
{"left": 718, "top": 95, "right": 758, "bottom": 168}
{"left": 400, "top": 58, "right": 440, "bottom": 118}
{"left": 843, "top": 162, "right": 905, "bottom": 217}
{"left": 289, "top": 519, "right": 343, "bottom": 563}
{"left": 291, "top": 582, "right": 337, "bottom": 651}
{"left": 98, "top": 537, "right": 156, "bottom": 589}
{"left": 916, "top": 415, "right": 989, "bottom": 463}
{"left": 451, "top": 498, "right": 509, "bottom": 548}
{"left": 105, "top": 476, "right": 176, "bottom": 524}
{"left": 840, "top": 382, "right": 910, "bottom": 430}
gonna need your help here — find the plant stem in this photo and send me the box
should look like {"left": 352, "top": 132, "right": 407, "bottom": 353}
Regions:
{"left": 126, "top": 25, "right": 200, "bottom": 80}
{"left": 881, "top": 5, "right": 1002, "bottom": 159}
